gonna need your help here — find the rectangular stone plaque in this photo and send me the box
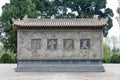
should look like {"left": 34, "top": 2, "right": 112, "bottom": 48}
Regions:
{"left": 80, "top": 39, "right": 90, "bottom": 49}
{"left": 63, "top": 39, "right": 74, "bottom": 49}
{"left": 47, "top": 39, "right": 57, "bottom": 50}
{"left": 31, "top": 39, "right": 41, "bottom": 50}
{"left": 19, "top": 31, "right": 102, "bottom": 60}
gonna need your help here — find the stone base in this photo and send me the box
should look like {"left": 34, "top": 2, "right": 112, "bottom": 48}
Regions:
{"left": 16, "top": 60, "right": 105, "bottom": 72}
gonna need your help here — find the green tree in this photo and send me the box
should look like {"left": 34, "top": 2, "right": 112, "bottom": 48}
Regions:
{"left": 33, "top": 0, "right": 113, "bottom": 36}
{"left": 0, "top": 49, "right": 16, "bottom": 63}
{"left": 110, "top": 54, "right": 120, "bottom": 63}
{"left": 32, "top": 0, "right": 58, "bottom": 18}
{"left": 0, "top": 0, "right": 113, "bottom": 53}
{"left": 103, "top": 43, "right": 111, "bottom": 63}
{"left": 117, "top": 7, "right": 120, "bottom": 14}
{"left": 0, "top": 0, "right": 39, "bottom": 53}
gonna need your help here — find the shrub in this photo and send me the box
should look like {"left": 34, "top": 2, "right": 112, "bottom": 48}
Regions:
{"left": 103, "top": 43, "right": 111, "bottom": 63}
{"left": 0, "top": 50, "right": 17, "bottom": 63}
{"left": 110, "top": 53, "right": 120, "bottom": 63}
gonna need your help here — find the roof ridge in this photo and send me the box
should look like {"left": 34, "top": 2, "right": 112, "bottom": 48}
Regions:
{"left": 13, "top": 16, "right": 107, "bottom": 29}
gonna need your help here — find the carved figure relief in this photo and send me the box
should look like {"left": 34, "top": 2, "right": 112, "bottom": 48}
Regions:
{"left": 80, "top": 39, "right": 90, "bottom": 49}
{"left": 47, "top": 39, "right": 57, "bottom": 50}
{"left": 31, "top": 39, "right": 41, "bottom": 50}
{"left": 63, "top": 39, "right": 74, "bottom": 49}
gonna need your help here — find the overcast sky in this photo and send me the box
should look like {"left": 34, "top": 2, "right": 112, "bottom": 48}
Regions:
{"left": 0, "top": 0, "right": 120, "bottom": 38}
{"left": 0, "top": 0, "right": 10, "bottom": 14}
{"left": 106, "top": 0, "right": 120, "bottom": 38}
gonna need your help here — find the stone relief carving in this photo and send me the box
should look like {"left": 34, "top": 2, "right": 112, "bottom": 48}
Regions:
{"left": 18, "top": 31, "right": 102, "bottom": 59}
{"left": 80, "top": 39, "right": 90, "bottom": 49}
{"left": 47, "top": 39, "right": 57, "bottom": 50}
{"left": 31, "top": 39, "right": 41, "bottom": 50}
{"left": 63, "top": 39, "right": 74, "bottom": 49}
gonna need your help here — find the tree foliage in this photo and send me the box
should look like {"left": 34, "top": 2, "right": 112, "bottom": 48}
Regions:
{"left": 0, "top": 0, "right": 39, "bottom": 53}
{"left": 103, "top": 43, "right": 111, "bottom": 63}
{"left": 110, "top": 54, "right": 120, "bottom": 63}
{"left": 117, "top": 7, "right": 120, "bottom": 14}
{"left": 0, "top": 0, "right": 113, "bottom": 53}
{"left": 0, "top": 49, "right": 16, "bottom": 63}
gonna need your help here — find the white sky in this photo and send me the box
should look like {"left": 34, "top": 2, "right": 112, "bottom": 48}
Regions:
{"left": 0, "top": 0, "right": 120, "bottom": 38}
{"left": 0, "top": 0, "right": 10, "bottom": 15}
{"left": 107, "top": 0, "right": 120, "bottom": 38}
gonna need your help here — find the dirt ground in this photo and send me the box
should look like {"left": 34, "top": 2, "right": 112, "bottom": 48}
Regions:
{"left": 0, "top": 64, "right": 120, "bottom": 80}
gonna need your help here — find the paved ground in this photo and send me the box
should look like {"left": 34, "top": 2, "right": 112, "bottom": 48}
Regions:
{"left": 0, "top": 64, "right": 120, "bottom": 80}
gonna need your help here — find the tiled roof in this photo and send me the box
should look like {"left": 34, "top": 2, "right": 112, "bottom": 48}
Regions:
{"left": 13, "top": 16, "right": 107, "bottom": 29}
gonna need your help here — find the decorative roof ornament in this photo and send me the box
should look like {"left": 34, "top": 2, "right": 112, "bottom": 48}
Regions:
{"left": 23, "top": 15, "right": 28, "bottom": 21}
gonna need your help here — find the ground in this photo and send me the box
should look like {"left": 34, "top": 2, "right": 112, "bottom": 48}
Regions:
{"left": 0, "top": 64, "right": 120, "bottom": 80}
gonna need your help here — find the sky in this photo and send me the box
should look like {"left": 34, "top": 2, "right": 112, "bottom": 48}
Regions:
{"left": 0, "top": 0, "right": 10, "bottom": 14}
{"left": 106, "top": 0, "right": 120, "bottom": 38}
{"left": 0, "top": 0, "right": 120, "bottom": 38}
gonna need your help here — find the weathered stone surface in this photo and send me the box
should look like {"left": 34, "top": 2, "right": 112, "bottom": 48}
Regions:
{"left": 15, "top": 18, "right": 106, "bottom": 72}
{"left": 16, "top": 60, "right": 104, "bottom": 72}
{"left": 18, "top": 30, "right": 103, "bottom": 60}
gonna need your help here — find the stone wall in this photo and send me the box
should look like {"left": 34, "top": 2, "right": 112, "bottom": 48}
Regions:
{"left": 17, "top": 29, "right": 103, "bottom": 60}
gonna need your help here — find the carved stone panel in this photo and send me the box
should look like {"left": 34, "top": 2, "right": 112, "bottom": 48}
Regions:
{"left": 80, "top": 39, "right": 90, "bottom": 49}
{"left": 63, "top": 39, "right": 74, "bottom": 49}
{"left": 31, "top": 39, "right": 41, "bottom": 50}
{"left": 18, "top": 30, "right": 102, "bottom": 60}
{"left": 47, "top": 39, "right": 57, "bottom": 50}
